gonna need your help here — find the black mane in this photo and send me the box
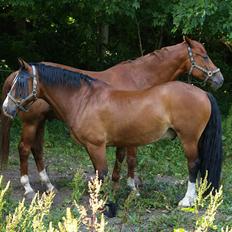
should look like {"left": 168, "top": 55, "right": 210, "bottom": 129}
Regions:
{"left": 33, "top": 63, "right": 96, "bottom": 87}
{"left": 15, "top": 70, "right": 30, "bottom": 98}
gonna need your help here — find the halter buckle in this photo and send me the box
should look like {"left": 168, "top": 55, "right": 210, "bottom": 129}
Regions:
{"left": 32, "top": 89, "right": 37, "bottom": 96}
{"left": 207, "top": 71, "right": 212, "bottom": 77}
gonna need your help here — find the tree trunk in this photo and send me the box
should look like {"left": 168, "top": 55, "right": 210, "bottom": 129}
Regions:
{"left": 136, "top": 20, "right": 143, "bottom": 56}
{"left": 101, "top": 23, "right": 109, "bottom": 57}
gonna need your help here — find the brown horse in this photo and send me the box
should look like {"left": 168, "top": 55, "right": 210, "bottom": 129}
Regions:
{"left": 2, "top": 61, "right": 222, "bottom": 207}
{"left": 1, "top": 38, "right": 223, "bottom": 199}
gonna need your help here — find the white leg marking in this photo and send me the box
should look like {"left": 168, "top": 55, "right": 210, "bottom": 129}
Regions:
{"left": 127, "top": 177, "right": 140, "bottom": 196}
{"left": 39, "top": 169, "right": 55, "bottom": 191}
{"left": 178, "top": 181, "right": 197, "bottom": 207}
{"left": 20, "top": 175, "right": 35, "bottom": 195}
{"left": 127, "top": 177, "right": 136, "bottom": 190}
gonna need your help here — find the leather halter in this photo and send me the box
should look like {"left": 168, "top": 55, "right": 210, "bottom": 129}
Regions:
{"left": 7, "top": 65, "right": 37, "bottom": 112}
{"left": 187, "top": 46, "right": 220, "bottom": 85}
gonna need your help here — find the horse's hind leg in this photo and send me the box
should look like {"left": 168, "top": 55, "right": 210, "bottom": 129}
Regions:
{"left": 31, "top": 120, "right": 55, "bottom": 193}
{"left": 112, "top": 147, "right": 126, "bottom": 189}
{"left": 112, "top": 147, "right": 139, "bottom": 192}
{"left": 178, "top": 140, "right": 199, "bottom": 207}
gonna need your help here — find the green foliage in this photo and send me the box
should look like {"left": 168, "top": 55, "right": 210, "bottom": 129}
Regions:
{"left": 222, "top": 106, "right": 232, "bottom": 158}
{"left": 0, "top": 0, "right": 231, "bottom": 82}
{"left": 118, "top": 191, "right": 138, "bottom": 225}
{"left": 0, "top": 177, "right": 10, "bottom": 231}
{"left": 2, "top": 113, "right": 232, "bottom": 230}
{"left": 173, "top": 0, "right": 217, "bottom": 33}
{"left": 0, "top": 1, "right": 232, "bottom": 230}
{"left": 172, "top": 0, "right": 232, "bottom": 42}
{"left": 70, "top": 169, "right": 86, "bottom": 202}
{"left": 194, "top": 176, "right": 223, "bottom": 231}
{"left": 177, "top": 176, "right": 224, "bottom": 232}
{"left": 6, "top": 192, "right": 54, "bottom": 231}
{"left": 0, "top": 175, "right": 106, "bottom": 232}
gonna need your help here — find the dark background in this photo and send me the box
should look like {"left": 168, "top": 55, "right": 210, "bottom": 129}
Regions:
{"left": 0, "top": 0, "right": 231, "bottom": 107}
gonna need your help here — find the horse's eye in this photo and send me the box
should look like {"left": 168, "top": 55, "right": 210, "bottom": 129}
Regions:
{"left": 203, "top": 55, "right": 208, "bottom": 60}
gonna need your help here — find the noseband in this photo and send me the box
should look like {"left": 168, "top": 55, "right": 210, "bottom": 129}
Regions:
{"left": 187, "top": 46, "right": 220, "bottom": 85}
{"left": 7, "top": 65, "right": 37, "bottom": 112}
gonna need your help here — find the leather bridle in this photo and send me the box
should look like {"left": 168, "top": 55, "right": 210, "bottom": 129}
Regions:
{"left": 7, "top": 65, "right": 37, "bottom": 112}
{"left": 187, "top": 46, "right": 220, "bottom": 85}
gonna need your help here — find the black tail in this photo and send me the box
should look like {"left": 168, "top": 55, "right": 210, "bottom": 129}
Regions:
{"left": 198, "top": 92, "right": 223, "bottom": 192}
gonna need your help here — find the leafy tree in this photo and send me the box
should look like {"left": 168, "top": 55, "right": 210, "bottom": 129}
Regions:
{"left": 0, "top": 0, "right": 231, "bottom": 88}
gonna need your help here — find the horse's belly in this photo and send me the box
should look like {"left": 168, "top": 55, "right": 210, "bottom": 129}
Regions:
{"left": 108, "top": 124, "right": 170, "bottom": 146}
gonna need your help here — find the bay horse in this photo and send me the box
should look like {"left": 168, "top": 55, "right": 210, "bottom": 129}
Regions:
{"left": 2, "top": 61, "right": 222, "bottom": 207}
{"left": 1, "top": 38, "right": 224, "bottom": 200}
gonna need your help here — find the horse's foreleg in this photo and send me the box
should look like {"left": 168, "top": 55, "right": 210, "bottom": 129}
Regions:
{"left": 18, "top": 123, "right": 37, "bottom": 198}
{"left": 86, "top": 142, "right": 118, "bottom": 217}
{"left": 179, "top": 141, "right": 199, "bottom": 207}
{"left": 31, "top": 120, "right": 55, "bottom": 193}
{"left": 112, "top": 147, "right": 126, "bottom": 189}
{"left": 86, "top": 142, "right": 108, "bottom": 180}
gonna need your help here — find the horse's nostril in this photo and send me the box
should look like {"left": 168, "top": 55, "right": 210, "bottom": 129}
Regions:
{"left": 217, "top": 79, "right": 224, "bottom": 87}
{"left": 220, "top": 78, "right": 224, "bottom": 85}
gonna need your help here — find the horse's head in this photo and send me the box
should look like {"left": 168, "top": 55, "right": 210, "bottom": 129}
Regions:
{"left": 2, "top": 59, "right": 38, "bottom": 119}
{"left": 184, "top": 36, "right": 224, "bottom": 90}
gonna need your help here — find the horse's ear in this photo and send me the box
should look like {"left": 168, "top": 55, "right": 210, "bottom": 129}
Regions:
{"left": 183, "top": 36, "right": 192, "bottom": 47}
{"left": 18, "top": 57, "right": 24, "bottom": 68}
{"left": 18, "top": 58, "right": 30, "bottom": 70}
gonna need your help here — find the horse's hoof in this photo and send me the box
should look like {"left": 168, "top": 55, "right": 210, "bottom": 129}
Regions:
{"left": 178, "top": 196, "right": 196, "bottom": 207}
{"left": 104, "top": 201, "right": 117, "bottom": 218}
{"left": 134, "top": 175, "right": 143, "bottom": 187}
{"left": 25, "top": 191, "right": 36, "bottom": 200}
{"left": 46, "top": 187, "right": 58, "bottom": 195}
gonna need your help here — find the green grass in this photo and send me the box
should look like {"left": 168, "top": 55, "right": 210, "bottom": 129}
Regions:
{"left": 3, "top": 102, "right": 232, "bottom": 231}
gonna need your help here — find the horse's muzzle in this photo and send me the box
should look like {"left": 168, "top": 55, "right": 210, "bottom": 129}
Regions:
{"left": 2, "top": 97, "right": 17, "bottom": 119}
{"left": 2, "top": 105, "right": 16, "bottom": 119}
{"left": 210, "top": 73, "right": 224, "bottom": 90}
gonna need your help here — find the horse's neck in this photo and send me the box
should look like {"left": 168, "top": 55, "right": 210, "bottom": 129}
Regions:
{"left": 106, "top": 43, "right": 188, "bottom": 88}
{"left": 39, "top": 83, "right": 89, "bottom": 125}
{"left": 153, "top": 44, "right": 188, "bottom": 76}
{"left": 41, "top": 44, "right": 188, "bottom": 90}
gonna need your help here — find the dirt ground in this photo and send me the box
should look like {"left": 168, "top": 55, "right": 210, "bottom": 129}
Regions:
{"left": 1, "top": 157, "right": 75, "bottom": 206}
{"left": 1, "top": 153, "right": 228, "bottom": 231}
